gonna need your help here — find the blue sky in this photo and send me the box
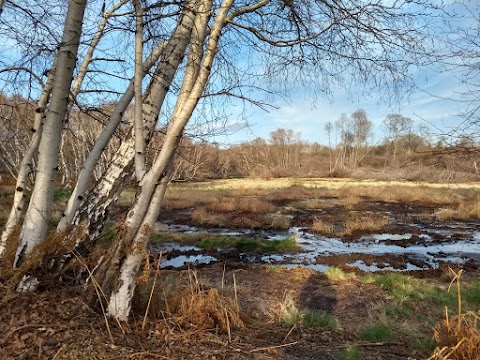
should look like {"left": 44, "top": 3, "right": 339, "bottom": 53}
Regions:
{"left": 1, "top": 1, "right": 476, "bottom": 148}
{"left": 203, "top": 1, "right": 478, "bottom": 147}
{"left": 206, "top": 68, "right": 468, "bottom": 147}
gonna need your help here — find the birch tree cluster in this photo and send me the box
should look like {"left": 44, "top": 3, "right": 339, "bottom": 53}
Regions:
{"left": 0, "top": 0, "right": 443, "bottom": 320}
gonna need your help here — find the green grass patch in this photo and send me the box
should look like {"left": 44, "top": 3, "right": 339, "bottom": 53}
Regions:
{"left": 373, "top": 272, "right": 475, "bottom": 311}
{"left": 151, "top": 232, "right": 299, "bottom": 252}
{"left": 54, "top": 188, "right": 73, "bottom": 203}
{"left": 358, "top": 324, "right": 395, "bottom": 342}
{"left": 375, "top": 273, "right": 419, "bottom": 305}
{"left": 359, "top": 274, "right": 376, "bottom": 284}
{"left": 0, "top": 189, "right": 15, "bottom": 198}
{"left": 281, "top": 308, "right": 339, "bottom": 329}
{"left": 414, "top": 336, "right": 436, "bottom": 354}
{"left": 464, "top": 282, "right": 480, "bottom": 306}
{"left": 303, "top": 309, "right": 338, "bottom": 329}
{"left": 199, "top": 235, "right": 298, "bottom": 252}
{"left": 336, "top": 346, "right": 364, "bottom": 360}
{"left": 98, "top": 221, "right": 117, "bottom": 245}
{"left": 382, "top": 303, "right": 412, "bottom": 318}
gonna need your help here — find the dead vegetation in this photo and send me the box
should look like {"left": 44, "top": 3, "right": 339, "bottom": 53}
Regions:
{"left": 431, "top": 270, "right": 480, "bottom": 360}
{"left": 205, "top": 197, "right": 276, "bottom": 214}
{"left": 311, "top": 214, "right": 389, "bottom": 237}
{"left": 435, "top": 198, "right": 480, "bottom": 221}
{"left": 2, "top": 178, "right": 480, "bottom": 359}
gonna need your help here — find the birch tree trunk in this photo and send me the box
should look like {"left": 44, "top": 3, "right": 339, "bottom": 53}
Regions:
{"left": 2, "top": 0, "right": 129, "bottom": 252}
{"left": 14, "top": 0, "right": 87, "bottom": 267}
{"left": 102, "top": 0, "right": 235, "bottom": 321}
{"left": 61, "top": 2, "right": 198, "bottom": 240}
{"left": 56, "top": 37, "right": 171, "bottom": 231}
{"left": 133, "top": 0, "right": 146, "bottom": 180}
{"left": 0, "top": 62, "right": 56, "bottom": 255}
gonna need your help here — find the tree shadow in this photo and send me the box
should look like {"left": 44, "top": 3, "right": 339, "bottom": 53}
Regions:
{"left": 297, "top": 271, "right": 337, "bottom": 314}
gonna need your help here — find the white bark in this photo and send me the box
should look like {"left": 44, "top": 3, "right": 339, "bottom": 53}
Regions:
{"left": 64, "top": 2, "right": 198, "bottom": 238}
{"left": 107, "top": 159, "right": 173, "bottom": 321}
{"left": 107, "top": 252, "right": 143, "bottom": 321}
{"left": 14, "top": 0, "right": 87, "bottom": 267}
{"left": 105, "top": 0, "right": 234, "bottom": 321}
{"left": 0, "top": 62, "right": 57, "bottom": 255}
{"left": 125, "top": 0, "right": 215, "bottom": 234}
{"left": 57, "top": 39, "right": 171, "bottom": 231}
{"left": 133, "top": 0, "right": 146, "bottom": 180}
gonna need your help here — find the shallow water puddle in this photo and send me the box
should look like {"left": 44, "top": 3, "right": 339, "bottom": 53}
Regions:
{"left": 152, "top": 222, "right": 480, "bottom": 272}
{"left": 160, "top": 254, "right": 218, "bottom": 268}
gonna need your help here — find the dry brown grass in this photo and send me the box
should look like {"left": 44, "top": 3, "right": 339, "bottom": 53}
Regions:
{"left": 263, "top": 290, "right": 299, "bottom": 324}
{"left": 0, "top": 226, "right": 87, "bottom": 284}
{"left": 342, "top": 185, "right": 462, "bottom": 206}
{"left": 341, "top": 196, "right": 362, "bottom": 209}
{"left": 311, "top": 214, "right": 388, "bottom": 237}
{"left": 430, "top": 270, "right": 480, "bottom": 360}
{"left": 266, "top": 185, "right": 315, "bottom": 201}
{"left": 343, "top": 214, "right": 389, "bottom": 235}
{"left": 191, "top": 207, "right": 268, "bottom": 228}
{"left": 191, "top": 207, "right": 227, "bottom": 227}
{"left": 205, "top": 197, "right": 276, "bottom": 213}
{"left": 163, "top": 190, "right": 214, "bottom": 209}
{"left": 271, "top": 214, "right": 291, "bottom": 230}
{"left": 435, "top": 199, "right": 480, "bottom": 221}
{"left": 311, "top": 219, "right": 335, "bottom": 235}
{"left": 134, "top": 269, "right": 244, "bottom": 334}
{"left": 163, "top": 178, "right": 477, "bottom": 210}
{"left": 293, "top": 199, "right": 337, "bottom": 210}
{"left": 432, "top": 312, "right": 480, "bottom": 360}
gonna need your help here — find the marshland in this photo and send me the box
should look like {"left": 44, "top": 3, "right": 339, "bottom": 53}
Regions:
{"left": 1, "top": 177, "right": 480, "bottom": 359}
{"left": 1, "top": 0, "right": 480, "bottom": 359}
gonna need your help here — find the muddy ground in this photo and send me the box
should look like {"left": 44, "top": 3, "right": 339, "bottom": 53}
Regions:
{"left": 152, "top": 196, "right": 480, "bottom": 275}
{"left": 2, "top": 181, "right": 480, "bottom": 359}
{"left": 0, "top": 262, "right": 439, "bottom": 360}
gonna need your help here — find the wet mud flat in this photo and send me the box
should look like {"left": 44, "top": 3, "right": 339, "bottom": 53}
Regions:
{"left": 152, "top": 197, "right": 480, "bottom": 274}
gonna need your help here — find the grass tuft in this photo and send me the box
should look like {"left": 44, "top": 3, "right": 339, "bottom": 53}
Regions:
{"left": 431, "top": 269, "right": 480, "bottom": 360}
{"left": 435, "top": 198, "right": 480, "bottom": 221}
{"left": 336, "top": 346, "right": 364, "bottom": 360}
{"left": 325, "top": 267, "right": 354, "bottom": 282}
{"left": 271, "top": 214, "right": 291, "bottom": 229}
{"left": 358, "top": 324, "right": 395, "bottom": 342}
{"left": 375, "top": 273, "right": 419, "bottom": 305}
{"left": 311, "top": 219, "right": 335, "bottom": 235}
{"left": 303, "top": 309, "right": 339, "bottom": 329}
{"left": 206, "top": 197, "right": 276, "bottom": 213}
{"left": 343, "top": 214, "right": 389, "bottom": 235}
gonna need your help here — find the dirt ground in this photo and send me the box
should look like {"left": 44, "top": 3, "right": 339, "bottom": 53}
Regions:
{"left": 0, "top": 261, "right": 440, "bottom": 360}
{"left": 2, "top": 180, "right": 479, "bottom": 359}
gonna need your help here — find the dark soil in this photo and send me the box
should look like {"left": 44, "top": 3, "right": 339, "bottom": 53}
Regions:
{"left": 0, "top": 263, "right": 426, "bottom": 360}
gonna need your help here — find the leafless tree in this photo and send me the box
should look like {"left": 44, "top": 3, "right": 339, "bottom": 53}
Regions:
{"left": 351, "top": 109, "right": 372, "bottom": 167}
{"left": 384, "top": 113, "right": 413, "bottom": 163}
{"left": 325, "top": 121, "right": 333, "bottom": 171}
{"left": 0, "top": 0, "right": 445, "bottom": 320}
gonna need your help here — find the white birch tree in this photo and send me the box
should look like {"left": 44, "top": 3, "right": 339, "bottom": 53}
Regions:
{"left": 14, "top": 0, "right": 87, "bottom": 267}
{"left": 1, "top": 0, "right": 131, "bottom": 251}
{"left": 0, "top": 0, "right": 442, "bottom": 321}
